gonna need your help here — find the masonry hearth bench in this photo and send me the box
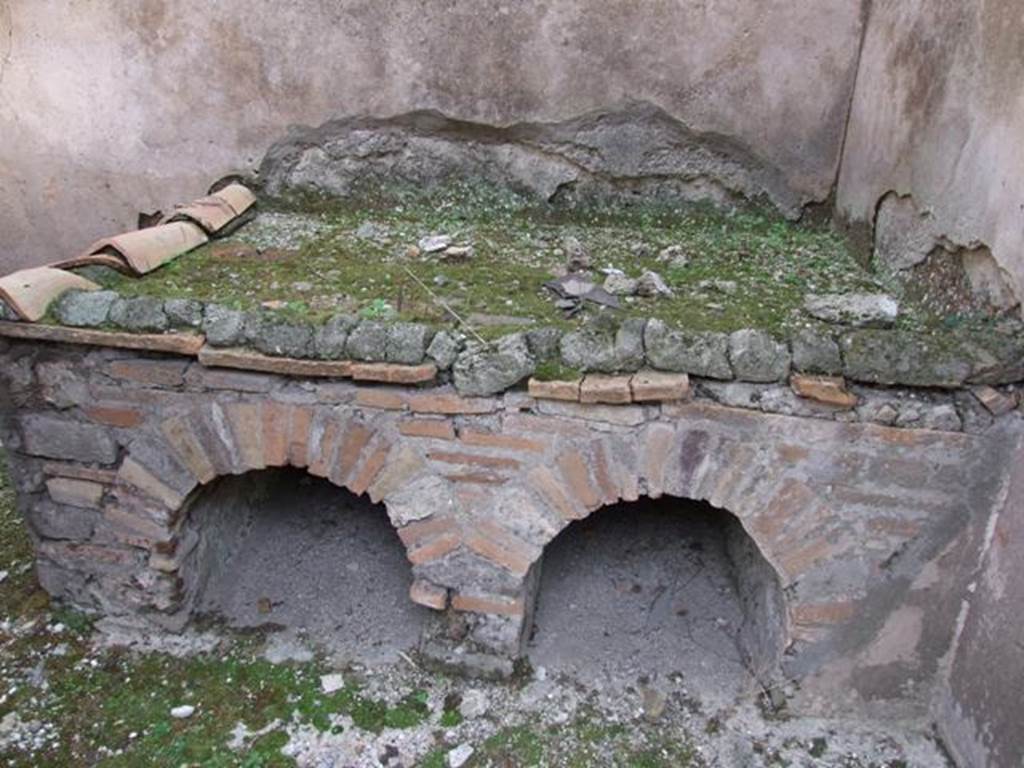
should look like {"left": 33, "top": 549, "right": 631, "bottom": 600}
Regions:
{"left": 1, "top": 179, "right": 1023, "bottom": 716}
{"left": 0, "top": 319, "right": 1017, "bottom": 714}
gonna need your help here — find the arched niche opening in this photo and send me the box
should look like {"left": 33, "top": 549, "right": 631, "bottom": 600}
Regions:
{"left": 528, "top": 496, "right": 786, "bottom": 701}
{"left": 174, "top": 468, "right": 430, "bottom": 663}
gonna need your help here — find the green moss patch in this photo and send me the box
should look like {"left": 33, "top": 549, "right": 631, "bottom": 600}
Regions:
{"left": 92, "top": 186, "right": 979, "bottom": 340}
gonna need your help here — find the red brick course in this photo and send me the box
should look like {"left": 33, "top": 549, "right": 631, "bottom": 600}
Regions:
{"left": 84, "top": 405, "right": 145, "bottom": 428}
{"left": 458, "top": 430, "right": 544, "bottom": 453}
{"left": 108, "top": 359, "right": 189, "bottom": 388}
{"left": 399, "top": 419, "right": 456, "bottom": 440}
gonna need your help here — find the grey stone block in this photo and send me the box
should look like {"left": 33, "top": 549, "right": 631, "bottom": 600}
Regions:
{"left": 426, "top": 330, "right": 462, "bottom": 370}
{"left": 203, "top": 304, "right": 247, "bottom": 347}
{"left": 453, "top": 333, "right": 535, "bottom": 396}
{"left": 841, "top": 330, "right": 972, "bottom": 388}
{"left": 559, "top": 318, "right": 645, "bottom": 373}
{"left": 524, "top": 327, "right": 562, "bottom": 361}
{"left": 54, "top": 290, "right": 119, "bottom": 327}
{"left": 791, "top": 328, "right": 842, "bottom": 374}
{"left": 164, "top": 299, "right": 204, "bottom": 328}
{"left": 250, "top": 316, "right": 314, "bottom": 358}
{"left": 127, "top": 435, "right": 198, "bottom": 497}
{"left": 386, "top": 323, "right": 433, "bottom": 364}
{"left": 313, "top": 314, "right": 359, "bottom": 359}
{"left": 29, "top": 500, "right": 97, "bottom": 540}
{"left": 109, "top": 296, "right": 168, "bottom": 332}
{"left": 729, "top": 329, "right": 791, "bottom": 382}
{"left": 345, "top": 321, "right": 389, "bottom": 362}
{"left": 644, "top": 319, "right": 732, "bottom": 379}
{"left": 921, "top": 404, "right": 963, "bottom": 432}
{"left": 18, "top": 414, "right": 118, "bottom": 464}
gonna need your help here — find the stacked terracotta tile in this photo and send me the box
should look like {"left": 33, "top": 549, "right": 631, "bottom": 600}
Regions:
{"left": 0, "top": 183, "right": 256, "bottom": 322}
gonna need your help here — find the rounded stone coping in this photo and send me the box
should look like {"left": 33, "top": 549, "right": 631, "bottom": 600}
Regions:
{"left": 23, "top": 288, "right": 1024, "bottom": 396}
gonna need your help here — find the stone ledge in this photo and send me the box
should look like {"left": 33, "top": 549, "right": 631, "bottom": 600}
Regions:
{"left": 198, "top": 346, "right": 438, "bottom": 383}
{"left": 198, "top": 346, "right": 353, "bottom": 377}
{"left": 0, "top": 321, "right": 204, "bottom": 355}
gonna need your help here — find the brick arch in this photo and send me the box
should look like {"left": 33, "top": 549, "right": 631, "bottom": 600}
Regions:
{"left": 115, "top": 399, "right": 526, "bottom": 625}
{"left": 108, "top": 395, "right": 910, "bottom": 669}
{"left": 507, "top": 422, "right": 810, "bottom": 586}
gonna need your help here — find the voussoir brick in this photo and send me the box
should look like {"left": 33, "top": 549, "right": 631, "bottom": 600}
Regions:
{"left": 397, "top": 515, "right": 459, "bottom": 548}
{"left": 348, "top": 440, "right": 392, "bottom": 495}
{"left": 287, "top": 406, "right": 314, "bottom": 467}
{"left": 368, "top": 445, "right": 426, "bottom": 503}
{"left": 557, "top": 451, "right": 601, "bottom": 510}
{"left": 642, "top": 423, "right": 676, "bottom": 498}
{"left": 590, "top": 438, "right": 620, "bottom": 505}
{"left": 527, "top": 465, "right": 583, "bottom": 521}
{"left": 332, "top": 421, "right": 374, "bottom": 485}
{"left": 464, "top": 520, "right": 537, "bottom": 576}
{"left": 308, "top": 417, "right": 343, "bottom": 477}
{"left": 261, "top": 401, "right": 291, "bottom": 467}
{"left": 407, "top": 532, "right": 461, "bottom": 565}
{"left": 117, "top": 457, "right": 187, "bottom": 510}
{"left": 161, "top": 416, "right": 216, "bottom": 484}
{"left": 225, "top": 402, "right": 265, "bottom": 472}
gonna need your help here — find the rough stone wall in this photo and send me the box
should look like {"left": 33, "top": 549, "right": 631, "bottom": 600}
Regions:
{"left": 934, "top": 435, "right": 1024, "bottom": 768}
{"left": 0, "top": 0, "right": 866, "bottom": 272}
{"left": 0, "top": 338, "right": 1015, "bottom": 718}
{"left": 836, "top": 0, "right": 1024, "bottom": 310}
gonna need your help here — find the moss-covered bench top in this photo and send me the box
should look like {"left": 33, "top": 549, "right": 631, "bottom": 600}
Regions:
{"left": 21, "top": 191, "right": 1024, "bottom": 394}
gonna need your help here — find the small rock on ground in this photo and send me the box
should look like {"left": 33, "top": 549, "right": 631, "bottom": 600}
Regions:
{"left": 320, "top": 673, "right": 345, "bottom": 694}
{"left": 447, "top": 743, "right": 474, "bottom": 767}
{"left": 804, "top": 292, "right": 899, "bottom": 327}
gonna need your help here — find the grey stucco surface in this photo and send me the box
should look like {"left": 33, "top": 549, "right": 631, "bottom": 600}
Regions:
{"left": 836, "top": 0, "right": 1024, "bottom": 308}
{"left": 936, "top": 434, "right": 1024, "bottom": 768}
{"left": 0, "top": 0, "right": 865, "bottom": 272}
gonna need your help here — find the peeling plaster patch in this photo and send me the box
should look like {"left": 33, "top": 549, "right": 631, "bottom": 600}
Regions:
{"left": 872, "top": 192, "right": 1020, "bottom": 315}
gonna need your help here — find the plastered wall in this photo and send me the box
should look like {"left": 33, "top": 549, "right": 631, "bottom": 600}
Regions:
{"left": 0, "top": 0, "right": 865, "bottom": 271}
